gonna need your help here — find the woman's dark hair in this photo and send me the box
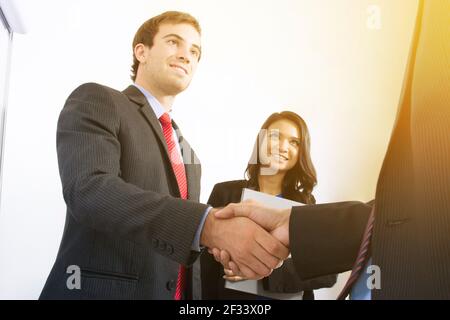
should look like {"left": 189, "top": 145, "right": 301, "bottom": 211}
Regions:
{"left": 245, "top": 111, "right": 317, "bottom": 204}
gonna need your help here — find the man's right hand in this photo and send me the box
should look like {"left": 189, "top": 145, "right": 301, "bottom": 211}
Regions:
{"left": 200, "top": 208, "right": 289, "bottom": 280}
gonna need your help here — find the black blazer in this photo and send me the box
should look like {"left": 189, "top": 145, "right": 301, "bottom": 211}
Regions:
{"left": 40, "top": 84, "right": 208, "bottom": 299}
{"left": 201, "top": 180, "right": 336, "bottom": 300}
{"left": 290, "top": 0, "right": 450, "bottom": 299}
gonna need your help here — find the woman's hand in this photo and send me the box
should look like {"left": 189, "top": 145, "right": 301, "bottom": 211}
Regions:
{"left": 223, "top": 268, "right": 246, "bottom": 282}
{"left": 208, "top": 248, "right": 250, "bottom": 281}
{"left": 208, "top": 247, "right": 276, "bottom": 281}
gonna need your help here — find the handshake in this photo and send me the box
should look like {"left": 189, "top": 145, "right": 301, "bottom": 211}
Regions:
{"left": 200, "top": 199, "right": 292, "bottom": 281}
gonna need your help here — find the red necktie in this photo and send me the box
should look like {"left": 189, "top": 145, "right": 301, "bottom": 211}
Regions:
{"left": 158, "top": 113, "right": 188, "bottom": 300}
{"left": 337, "top": 207, "right": 375, "bottom": 300}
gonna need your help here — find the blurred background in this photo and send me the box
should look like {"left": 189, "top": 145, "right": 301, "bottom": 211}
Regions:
{"left": 0, "top": 0, "right": 418, "bottom": 299}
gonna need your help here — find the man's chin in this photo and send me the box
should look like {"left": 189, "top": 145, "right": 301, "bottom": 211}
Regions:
{"left": 167, "top": 80, "right": 190, "bottom": 95}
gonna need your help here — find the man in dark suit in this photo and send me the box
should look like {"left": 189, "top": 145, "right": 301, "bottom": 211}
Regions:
{"left": 214, "top": 0, "right": 450, "bottom": 299}
{"left": 40, "top": 11, "right": 289, "bottom": 300}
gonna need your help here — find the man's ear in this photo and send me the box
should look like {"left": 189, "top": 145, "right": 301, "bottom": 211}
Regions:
{"left": 134, "top": 43, "right": 147, "bottom": 63}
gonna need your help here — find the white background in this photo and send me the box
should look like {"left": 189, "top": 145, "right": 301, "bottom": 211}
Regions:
{"left": 0, "top": 0, "right": 418, "bottom": 299}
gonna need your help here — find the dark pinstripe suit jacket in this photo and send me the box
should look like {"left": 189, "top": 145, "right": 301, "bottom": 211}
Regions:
{"left": 289, "top": 0, "right": 450, "bottom": 299}
{"left": 40, "top": 83, "right": 208, "bottom": 299}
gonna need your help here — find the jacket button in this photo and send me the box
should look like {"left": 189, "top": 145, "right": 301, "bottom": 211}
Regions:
{"left": 166, "top": 245, "right": 174, "bottom": 255}
{"left": 152, "top": 239, "right": 159, "bottom": 249}
{"left": 159, "top": 242, "right": 167, "bottom": 251}
{"left": 166, "top": 280, "right": 175, "bottom": 291}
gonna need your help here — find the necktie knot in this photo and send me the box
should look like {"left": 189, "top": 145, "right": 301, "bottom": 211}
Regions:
{"left": 159, "top": 113, "right": 172, "bottom": 127}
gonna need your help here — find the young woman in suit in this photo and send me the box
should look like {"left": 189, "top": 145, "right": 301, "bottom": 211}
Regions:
{"left": 201, "top": 111, "right": 336, "bottom": 300}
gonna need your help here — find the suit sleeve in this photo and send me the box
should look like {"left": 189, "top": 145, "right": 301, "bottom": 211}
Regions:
{"left": 289, "top": 201, "right": 372, "bottom": 280}
{"left": 262, "top": 258, "right": 337, "bottom": 293}
{"left": 57, "top": 83, "right": 208, "bottom": 266}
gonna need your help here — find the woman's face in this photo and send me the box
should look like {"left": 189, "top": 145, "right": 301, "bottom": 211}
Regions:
{"left": 260, "top": 119, "right": 301, "bottom": 175}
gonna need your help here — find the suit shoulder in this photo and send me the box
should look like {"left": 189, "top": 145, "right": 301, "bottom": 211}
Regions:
{"left": 208, "top": 180, "right": 248, "bottom": 206}
{"left": 64, "top": 83, "right": 128, "bottom": 115}
{"left": 67, "top": 82, "right": 122, "bottom": 101}
{"left": 213, "top": 180, "right": 248, "bottom": 192}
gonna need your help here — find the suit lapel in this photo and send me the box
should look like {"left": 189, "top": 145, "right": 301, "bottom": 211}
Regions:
{"left": 122, "top": 85, "right": 171, "bottom": 162}
{"left": 122, "top": 85, "right": 198, "bottom": 200}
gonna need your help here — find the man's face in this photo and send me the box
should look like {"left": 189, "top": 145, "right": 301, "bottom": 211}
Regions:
{"left": 137, "top": 23, "right": 201, "bottom": 96}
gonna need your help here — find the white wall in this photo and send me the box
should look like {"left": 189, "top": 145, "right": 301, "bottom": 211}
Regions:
{"left": 0, "top": 0, "right": 418, "bottom": 299}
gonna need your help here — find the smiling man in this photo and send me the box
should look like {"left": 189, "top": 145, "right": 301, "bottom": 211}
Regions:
{"left": 39, "top": 11, "right": 289, "bottom": 300}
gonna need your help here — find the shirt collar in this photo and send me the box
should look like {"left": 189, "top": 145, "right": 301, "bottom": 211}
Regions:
{"left": 132, "top": 83, "right": 172, "bottom": 119}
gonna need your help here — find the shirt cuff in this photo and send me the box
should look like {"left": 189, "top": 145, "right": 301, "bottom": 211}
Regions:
{"left": 191, "top": 206, "right": 213, "bottom": 252}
